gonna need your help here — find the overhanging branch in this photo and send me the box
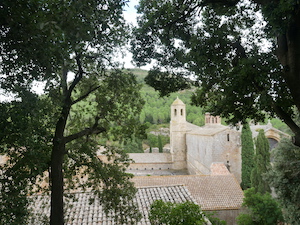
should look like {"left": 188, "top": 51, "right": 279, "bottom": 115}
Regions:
{"left": 64, "top": 116, "right": 106, "bottom": 143}
{"left": 272, "top": 102, "right": 300, "bottom": 146}
{"left": 71, "top": 85, "right": 101, "bottom": 105}
{"left": 69, "top": 53, "right": 84, "bottom": 94}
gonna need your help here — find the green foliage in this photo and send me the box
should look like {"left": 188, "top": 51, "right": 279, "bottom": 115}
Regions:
{"left": 236, "top": 188, "right": 283, "bottom": 225}
{"left": 241, "top": 123, "right": 255, "bottom": 189}
{"left": 0, "top": 92, "right": 55, "bottom": 225}
{"left": 123, "top": 136, "right": 144, "bottom": 153}
{"left": 65, "top": 141, "right": 142, "bottom": 224}
{"left": 266, "top": 139, "right": 300, "bottom": 224}
{"left": 204, "top": 212, "right": 227, "bottom": 225}
{"left": 251, "top": 130, "right": 271, "bottom": 193}
{"left": 271, "top": 118, "right": 292, "bottom": 135}
{"left": 131, "top": 69, "right": 204, "bottom": 126}
{"left": 146, "top": 133, "right": 170, "bottom": 150}
{"left": 0, "top": 1, "right": 144, "bottom": 224}
{"left": 158, "top": 135, "right": 163, "bottom": 153}
{"left": 131, "top": 0, "right": 300, "bottom": 147}
{"left": 149, "top": 200, "right": 205, "bottom": 225}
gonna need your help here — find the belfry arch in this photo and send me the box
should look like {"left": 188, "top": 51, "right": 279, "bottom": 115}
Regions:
{"left": 264, "top": 130, "right": 281, "bottom": 150}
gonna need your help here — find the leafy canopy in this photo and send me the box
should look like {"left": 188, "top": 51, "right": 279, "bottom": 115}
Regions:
{"left": 131, "top": 0, "right": 300, "bottom": 146}
{"left": 149, "top": 200, "right": 206, "bottom": 225}
{"left": 0, "top": 0, "right": 145, "bottom": 224}
{"left": 266, "top": 139, "right": 300, "bottom": 224}
{"left": 236, "top": 188, "right": 283, "bottom": 225}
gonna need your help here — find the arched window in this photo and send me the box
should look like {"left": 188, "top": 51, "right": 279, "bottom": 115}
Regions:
{"left": 227, "top": 134, "right": 230, "bottom": 141}
{"left": 174, "top": 109, "right": 177, "bottom": 116}
{"left": 180, "top": 109, "right": 183, "bottom": 116}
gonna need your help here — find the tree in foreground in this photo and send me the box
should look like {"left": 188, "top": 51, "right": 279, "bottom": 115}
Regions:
{"left": 236, "top": 188, "right": 283, "bottom": 225}
{"left": 266, "top": 139, "right": 300, "bottom": 224}
{"left": 241, "top": 123, "right": 255, "bottom": 190}
{"left": 131, "top": 0, "right": 300, "bottom": 147}
{"left": 149, "top": 200, "right": 226, "bottom": 225}
{"left": 149, "top": 200, "right": 206, "bottom": 225}
{"left": 0, "top": 0, "right": 144, "bottom": 224}
{"left": 251, "top": 130, "right": 271, "bottom": 194}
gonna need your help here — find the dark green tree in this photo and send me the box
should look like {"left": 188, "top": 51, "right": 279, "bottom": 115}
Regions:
{"left": 131, "top": 0, "right": 300, "bottom": 147}
{"left": 0, "top": 1, "right": 144, "bottom": 224}
{"left": 251, "top": 130, "right": 271, "bottom": 193}
{"left": 236, "top": 188, "right": 283, "bottom": 225}
{"left": 241, "top": 123, "right": 255, "bottom": 189}
{"left": 158, "top": 135, "right": 163, "bottom": 153}
{"left": 266, "top": 139, "right": 300, "bottom": 224}
{"left": 149, "top": 200, "right": 206, "bottom": 225}
{"left": 0, "top": 92, "right": 55, "bottom": 225}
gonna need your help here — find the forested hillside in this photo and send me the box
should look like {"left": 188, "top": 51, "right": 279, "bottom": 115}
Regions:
{"left": 128, "top": 68, "right": 205, "bottom": 126}
{"left": 123, "top": 68, "right": 291, "bottom": 153}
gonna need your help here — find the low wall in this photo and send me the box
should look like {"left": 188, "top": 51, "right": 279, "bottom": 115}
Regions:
{"left": 204, "top": 209, "right": 243, "bottom": 225}
{"left": 128, "top": 153, "right": 173, "bottom": 170}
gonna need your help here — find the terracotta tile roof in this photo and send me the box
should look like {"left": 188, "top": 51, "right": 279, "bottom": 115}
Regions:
{"left": 210, "top": 163, "right": 231, "bottom": 175}
{"left": 29, "top": 185, "right": 196, "bottom": 225}
{"left": 132, "top": 174, "right": 244, "bottom": 210}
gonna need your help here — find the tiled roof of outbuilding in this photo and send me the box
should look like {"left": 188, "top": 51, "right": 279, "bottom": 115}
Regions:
{"left": 132, "top": 174, "right": 244, "bottom": 210}
{"left": 30, "top": 185, "right": 196, "bottom": 225}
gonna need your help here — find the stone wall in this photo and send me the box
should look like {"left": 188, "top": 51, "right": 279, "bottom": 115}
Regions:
{"left": 128, "top": 153, "right": 173, "bottom": 170}
{"left": 186, "top": 134, "right": 213, "bottom": 175}
{"left": 186, "top": 129, "right": 242, "bottom": 183}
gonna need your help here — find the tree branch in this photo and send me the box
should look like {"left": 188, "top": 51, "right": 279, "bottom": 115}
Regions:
{"left": 64, "top": 116, "right": 106, "bottom": 143}
{"left": 71, "top": 85, "right": 101, "bottom": 105}
{"left": 69, "top": 53, "right": 84, "bottom": 94}
{"left": 272, "top": 102, "right": 300, "bottom": 146}
{"left": 201, "top": 0, "right": 240, "bottom": 6}
{"left": 163, "top": 2, "right": 201, "bottom": 29}
{"left": 61, "top": 64, "right": 69, "bottom": 96}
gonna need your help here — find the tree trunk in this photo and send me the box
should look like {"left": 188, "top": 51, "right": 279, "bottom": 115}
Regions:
{"left": 50, "top": 103, "right": 70, "bottom": 225}
{"left": 50, "top": 138, "right": 65, "bottom": 225}
{"left": 275, "top": 13, "right": 300, "bottom": 146}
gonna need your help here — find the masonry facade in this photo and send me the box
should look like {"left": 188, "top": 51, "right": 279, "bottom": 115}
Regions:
{"left": 128, "top": 97, "right": 289, "bottom": 183}
{"left": 170, "top": 97, "right": 242, "bottom": 182}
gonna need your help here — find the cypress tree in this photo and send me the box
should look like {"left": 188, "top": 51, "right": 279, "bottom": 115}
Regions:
{"left": 241, "top": 122, "right": 255, "bottom": 189}
{"left": 158, "top": 135, "right": 163, "bottom": 153}
{"left": 251, "top": 129, "right": 271, "bottom": 193}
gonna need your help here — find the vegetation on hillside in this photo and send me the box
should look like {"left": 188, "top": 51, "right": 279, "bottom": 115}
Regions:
{"left": 132, "top": 0, "right": 300, "bottom": 147}
{"left": 124, "top": 69, "right": 290, "bottom": 152}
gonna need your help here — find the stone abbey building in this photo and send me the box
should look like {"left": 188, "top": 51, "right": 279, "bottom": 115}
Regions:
{"left": 128, "top": 97, "right": 289, "bottom": 183}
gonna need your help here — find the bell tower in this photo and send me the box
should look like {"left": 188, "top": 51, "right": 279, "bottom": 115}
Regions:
{"left": 170, "top": 97, "right": 187, "bottom": 170}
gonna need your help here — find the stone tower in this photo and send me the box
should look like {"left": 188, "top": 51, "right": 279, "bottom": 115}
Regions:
{"left": 170, "top": 97, "right": 187, "bottom": 170}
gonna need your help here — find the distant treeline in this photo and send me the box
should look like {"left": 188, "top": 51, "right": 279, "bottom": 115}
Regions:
{"left": 127, "top": 68, "right": 205, "bottom": 126}
{"left": 125, "top": 68, "right": 292, "bottom": 153}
